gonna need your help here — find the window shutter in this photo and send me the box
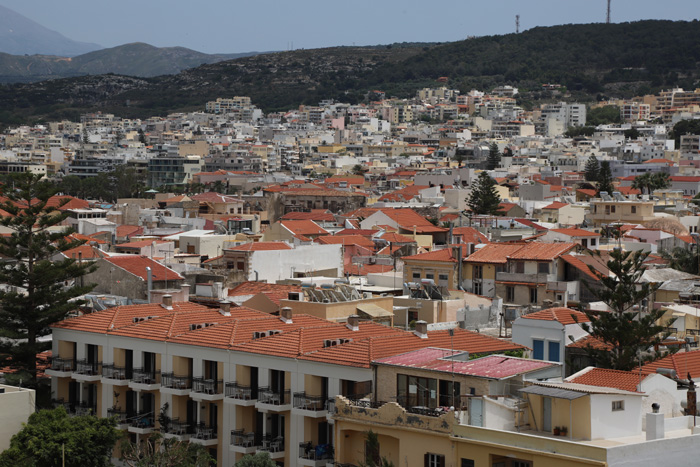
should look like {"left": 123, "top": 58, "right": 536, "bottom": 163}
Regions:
{"left": 439, "top": 455, "right": 445, "bottom": 467}
{"left": 424, "top": 453, "right": 430, "bottom": 467}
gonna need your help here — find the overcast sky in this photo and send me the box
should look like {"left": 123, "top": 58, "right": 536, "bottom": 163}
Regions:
{"left": 2, "top": 0, "right": 697, "bottom": 54}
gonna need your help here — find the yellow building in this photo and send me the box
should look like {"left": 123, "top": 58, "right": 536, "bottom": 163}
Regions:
{"left": 587, "top": 198, "right": 655, "bottom": 227}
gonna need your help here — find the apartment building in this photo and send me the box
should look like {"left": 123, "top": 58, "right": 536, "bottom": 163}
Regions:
{"left": 587, "top": 196, "right": 656, "bottom": 227}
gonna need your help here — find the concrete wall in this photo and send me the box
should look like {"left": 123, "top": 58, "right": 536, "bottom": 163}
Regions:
{"left": 589, "top": 394, "right": 643, "bottom": 440}
{"left": 0, "top": 385, "right": 35, "bottom": 451}
{"left": 250, "top": 244, "right": 343, "bottom": 282}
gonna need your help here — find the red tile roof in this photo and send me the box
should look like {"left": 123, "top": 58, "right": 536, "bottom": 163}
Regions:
{"left": 567, "top": 367, "right": 641, "bottom": 392}
{"left": 378, "top": 185, "right": 430, "bottom": 202}
{"left": 281, "top": 210, "right": 336, "bottom": 222}
{"left": 345, "top": 263, "right": 394, "bottom": 275}
{"left": 561, "top": 255, "right": 600, "bottom": 280}
{"left": 377, "top": 232, "right": 416, "bottom": 243}
{"left": 542, "top": 202, "right": 569, "bottom": 210}
{"left": 521, "top": 307, "right": 590, "bottom": 325}
{"left": 104, "top": 255, "right": 183, "bottom": 282}
{"left": 316, "top": 235, "right": 375, "bottom": 248}
{"left": 280, "top": 220, "right": 329, "bottom": 236}
{"left": 551, "top": 228, "right": 600, "bottom": 238}
{"left": 335, "top": 229, "right": 379, "bottom": 237}
{"left": 61, "top": 245, "right": 106, "bottom": 260}
{"left": 640, "top": 349, "right": 700, "bottom": 379}
{"left": 226, "top": 241, "right": 292, "bottom": 251}
{"left": 117, "top": 225, "right": 144, "bottom": 239}
{"left": 507, "top": 242, "right": 577, "bottom": 260}
{"left": 567, "top": 334, "right": 612, "bottom": 351}
{"left": 452, "top": 227, "right": 489, "bottom": 244}
{"left": 228, "top": 281, "right": 301, "bottom": 298}
{"left": 402, "top": 248, "right": 459, "bottom": 263}
{"left": 464, "top": 243, "right": 525, "bottom": 264}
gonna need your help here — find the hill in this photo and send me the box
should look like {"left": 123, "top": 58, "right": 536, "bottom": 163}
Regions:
{"left": 0, "top": 43, "right": 265, "bottom": 83}
{"left": 0, "top": 5, "right": 101, "bottom": 57}
{"left": 1, "top": 20, "right": 699, "bottom": 126}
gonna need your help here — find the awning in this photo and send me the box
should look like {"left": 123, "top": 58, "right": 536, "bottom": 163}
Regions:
{"left": 356, "top": 303, "right": 393, "bottom": 318}
{"left": 519, "top": 385, "right": 587, "bottom": 400}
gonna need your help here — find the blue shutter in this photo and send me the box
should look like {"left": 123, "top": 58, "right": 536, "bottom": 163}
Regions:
{"left": 533, "top": 339, "right": 544, "bottom": 360}
{"left": 548, "top": 341, "right": 560, "bottom": 362}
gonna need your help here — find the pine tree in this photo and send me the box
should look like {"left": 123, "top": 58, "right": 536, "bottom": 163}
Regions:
{"left": 597, "top": 161, "right": 614, "bottom": 195}
{"left": 467, "top": 172, "right": 502, "bottom": 215}
{"left": 580, "top": 247, "right": 673, "bottom": 371}
{"left": 486, "top": 142, "right": 501, "bottom": 170}
{"left": 0, "top": 173, "right": 96, "bottom": 385}
{"left": 584, "top": 156, "right": 600, "bottom": 182}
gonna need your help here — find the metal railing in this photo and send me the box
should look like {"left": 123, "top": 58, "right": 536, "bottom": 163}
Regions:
{"left": 193, "top": 422, "right": 217, "bottom": 440}
{"left": 192, "top": 377, "right": 223, "bottom": 395}
{"left": 299, "top": 442, "right": 334, "bottom": 461}
{"left": 75, "top": 359, "right": 101, "bottom": 375}
{"left": 102, "top": 364, "right": 127, "bottom": 380}
{"left": 231, "top": 429, "right": 257, "bottom": 447}
{"left": 129, "top": 411, "right": 155, "bottom": 429}
{"left": 75, "top": 401, "right": 97, "bottom": 416}
{"left": 165, "top": 418, "right": 191, "bottom": 435}
{"left": 50, "top": 357, "right": 74, "bottom": 372}
{"left": 258, "top": 434, "right": 284, "bottom": 452}
{"left": 293, "top": 392, "right": 327, "bottom": 411}
{"left": 225, "top": 382, "right": 254, "bottom": 400}
{"left": 258, "top": 387, "right": 290, "bottom": 405}
{"left": 131, "top": 368, "right": 161, "bottom": 385}
{"left": 346, "top": 398, "right": 386, "bottom": 409}
{"left": 325, "top": 398, "right": 335, "bottom": 414}
{"left": 161, "top": 372, "right": 192, "bottom": 390}
{"left": 107, "top": 407, "right": 128, "bottom": 423}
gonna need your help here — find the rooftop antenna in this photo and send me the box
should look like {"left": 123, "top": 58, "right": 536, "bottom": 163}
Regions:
{"left": 515, "top": 15, "right": 520, "bottom": 34}
{"left": 606, "top": 0, "right": 611, "bottom": 24}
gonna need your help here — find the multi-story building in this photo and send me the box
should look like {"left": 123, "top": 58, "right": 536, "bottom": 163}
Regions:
{"left": 586, "top": 196, "right": 656, "bottom": 227}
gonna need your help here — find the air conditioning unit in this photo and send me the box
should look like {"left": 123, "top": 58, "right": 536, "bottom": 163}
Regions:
{"left": 267, "top": 330, "right": 282, "bottom": 336}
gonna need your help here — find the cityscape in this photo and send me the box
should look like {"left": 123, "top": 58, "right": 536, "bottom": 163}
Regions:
{"left": 1, "top": 3, "right": 700, "bottom": 467}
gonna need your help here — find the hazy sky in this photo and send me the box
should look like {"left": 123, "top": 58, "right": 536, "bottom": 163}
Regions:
{"left": 2, "top": 0, "right": 697, "bottom": 54}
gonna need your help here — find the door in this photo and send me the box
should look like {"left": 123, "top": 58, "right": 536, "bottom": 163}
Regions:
{"left": 186, "top": 399, "right": 197, "bottom": 433}
{"left": 68, "top": 381, "right": 79, "bottom": 411}
{"left": 548, "top": 341, "right": 560, "bottom": 362}
{"left": 125, "top": 349, "right": 133, "bottom": 379}
{"left": 543, "top": 397, "right": 552, "bottom": 432}
{"left": 469, "top": 398, "right": 483, "bottom": 427}
{"left": 126, "top": 390, "right": 136, "bottom": 418}
{"left": 532, "top": 339, "right": 544, "bottom": 360}
{"left": 209, "top": 403, "right": 218, "bottom": 431}
{"left": 250, "top": 367, "right": 258, "bottom": 399}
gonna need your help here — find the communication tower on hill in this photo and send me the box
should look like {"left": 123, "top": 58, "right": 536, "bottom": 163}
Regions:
{"left": 606, "top": 0, "right": 611, "bottom": 24}
{"left": 515, "top": 15, "right": 520, "bottom": 34}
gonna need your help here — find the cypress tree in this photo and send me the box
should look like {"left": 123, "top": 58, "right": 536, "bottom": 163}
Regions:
{"left": 584, "top": 155, "right": 600, "bottom": 182}
{"left": 467, "top": 172, "right": 502, "bottom": 215}
{"left": 486, "top": 142, "right": 501, "bottom": 170}
{"left": 597, "top": 160, "right": 614, "bottom": 195}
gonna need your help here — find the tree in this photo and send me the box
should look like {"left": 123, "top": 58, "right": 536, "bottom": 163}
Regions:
{"left": 352, "top": 164, "right": 366, "bottom": 176}
{"left": 650, "top": 172, "right": 670, "bottom": 192}
{"left": 485, "top": 142, "right": 501, "bottom": 170}
{"left": 0, "top": 406, "right": 121, "bottom": 467}
{"left": 0, "top": 174, "right": 96, "bottom": 385}
{"left": 586, "top": 105, "right": 622, "bottom": 126}
{"left": 138, "top": 129, "right": 147, "bottom": 145}
{"left": 584, "top": 156, "right": 600, "bottom": 182}
{"left": 596, "top": 161, "right": 614, "bottom": 196}
{"left": 120, "top": 433, "right": 213, "bottom": 467}
{"left": 467, "top": 171, "right": 501, "bottom": 215}
{"left": 670, "top": 119, "right": 700, "bottom": 147}
{"left": 235, "top": 452, "right": 278, "bottom": 467}
{"left": 632, "top": 172, "right": 670, "bottom": 195}
{"left": 660, "top": 246, "right": 698, "bottom": 275}
{"left": 623, "top": 127, "right": 640, "bottom": 139}
{"left": 631, "top": 172, "right": 653, "bottom": 194}
{"left": 579, "top": 247, "right": 674, "bottom": 371}
{"left": 359, "top": 430, "right": 395, "bottom": 467}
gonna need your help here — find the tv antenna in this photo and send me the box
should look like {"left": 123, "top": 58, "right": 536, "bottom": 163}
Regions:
{"left": 606, "top": 0, "right": 611, "bottom": 24}
{"left": 515, "top": 15, "right": 520, "bottom": 34}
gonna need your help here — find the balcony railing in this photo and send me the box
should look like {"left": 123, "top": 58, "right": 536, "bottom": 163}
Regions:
{"left": 346, "top": 397, "right": 386, "bottom": 409}
{"left": 325, "top": 398, "right": 335, "bottom": 414}
{"left": 225, "top": 382, "right": 254, "bottom": 400}
{"left": 193, "top": 422, "right": 217, "bottom": 440}
{"left": 165, "top": 418, "right": 192, "bottom": 435}
{"left": 231, "top": 429, "right": 257, "bottom": 447}
{"left": 258, "top": 434, "right": 284, "bottom": 452}
{"left": 161, "top": 372, "right": 192, "bottom": 390}
{"left": 50, "top": 357, "right": 74, "bottom": 372}
{"left": 192, "top": 377, "right": 223, "bottom": 395}
{"left": 102, "top": 364, "right": 127, "bottom": 380}
{"left": 131, "top": 368, "right": 161, "bottom": 385}
{"left": 75, "top": 359, "right": 101, "bottom": 375}
{"left": 299, "top": 442, "right": 334, "bottom": 461}
{"left": 129, "top": 411, "right": 155, "bottom": 429}
{"left": 258, "top": 387, "right": 290, "bottom": 405}
{"left": 107, "top": 407, "right": 128, "bottom": 423}
{"left": 395, "top": 396, "right": 449, "bottom": 417}
{"left": 75, "top": 401, "right": 97, "bottom": 416}
{"left": 293, "top": 392, "right": 327, "bottom": 411}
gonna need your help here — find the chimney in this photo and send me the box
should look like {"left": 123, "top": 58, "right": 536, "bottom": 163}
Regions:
{"left": 280, "top": 307, "right": 293, "bottom": 324}
{"left": 161, "top": 294, "right": 173, "bottom": 310}
{"left": 219, "top": 300, "right": 231, "bottom": 317}
{"left": 646, "top": 403, "right": 665, "bottom": 441}
{"left": 414, "top": 320, "right": 428, "bottom": 339}
{"left": 146, "top": 267, "right": 153, "bottom": 303}
{"left": 347, "top": 314, "right": 360, "bottom": 331}
{"left": 180, "top": 284, "right": 190, "bottom": 302}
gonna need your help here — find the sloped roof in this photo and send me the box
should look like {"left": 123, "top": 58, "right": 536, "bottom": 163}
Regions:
{"left": 281, "top": 210, "right": 336, "bottom": 222}
{"left": 464, "top": 243, "right": 525, "bottom": 264}
{"left": 507, "top": 242, "right": 577, "bottom": 261}
{"left": 521, "top": 307, "right": 590, "bottom": 325}
{"left": 567, "top": 367, "right": 642, "bottom": 393}
{"left": 452, "top": 227, "right": 489, "bottom": 244}
{"left": 551, "top": 228, "right": 600, "bottom": 238}
{"left": 280, "top": 220, "right": 329, "bottom": 236}
{"left": 542, "top": 202, "right": 569, "bottom": 210}
{"left": 316, "top": 235, "right": 375, "bottom": 248}
{"left": 641, "top": 349, "right": 700, "bottom": 379}
{"left": 402, "top": 248, "right": 459, "bottom": 263}
{"left": 104, "top": 255, "right": 183, "bottom": 282}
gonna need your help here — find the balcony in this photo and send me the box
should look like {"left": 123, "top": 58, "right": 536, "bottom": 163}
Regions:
{"left": 129, "top": 369, "right": 161, "bottom": 391}
{"left": 256, "top": 387, "right": 292, "bottom": 412}
{"left": 73, "top": 359, "right": 102, "bottom": 382}
{"left": 230, "top": 430, "right": 257, "bottom": 455}
{"left": 161, "top": 372, "right": 192, "bottom": 396}
{"left": 75, "top": 401, "right": 97, "bottom": 416}
{"left": 293, "top": 392, "right": 329, "bottom": 418}
{"left": 299, "top": 442, "right": 334, "bottom": 467}
{"left": 191, "top": 377, "right": 224, "bottom": 401}
{"left": 496, "top": 272, "right": 554, "bottom": 284}
{"left": 257, "top": 434, "right": 285, "bottom": 460}
{"left": 46, "top": 357, "right": 74, "bottom": 377}
{"left": 224, "top": 382, "right": 256, "bottom": 406}
{"left": 190, "top": 422, "right": 218, "bottom": 447}
{"left": 162, "top": 418, "right": 192, "bottom": 441}
{"left": 52, "top": 398, "right": 75, "bottom": 414}
{"left": 107, "top": 408, "right": 130, "bottom": 429}
{"left": 101, "top": 364, "right": 128, "bottom": 385}
{"left": 128, "top": 411, "right": 156, "bottom": 434}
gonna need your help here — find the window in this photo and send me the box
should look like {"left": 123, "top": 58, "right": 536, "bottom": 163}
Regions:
{"left": 611, "top": 205, "right": 616, "bottom": 213}
{"left": 461, "top": 460, "right": 475, "bottom": 467}
{"left": 473, "top": 281, "right": 482, "bottom": 296}
{"left": 513, "top": 461, "right": 532, "bottom": 467}
{"left": 506, "top": 286, "right": 515, "bottom": 302}
{"left": 412, "top": 272, "right": 421, "bottom": 280}
{"left": 612, "top": 400, "right": 625, "bottom": 411}
{"left": 438, "top": 273, "right": 449, "bottom": 282}
{"left": 605, "top": 205, "right": 610, "bottom": 215}
{"left": 514, "top": 262, "right": 524, "bottom": 273}
{"left": 538, "top": 262, "right": 549, "bottom": 274}
{"left": 473, "top": 265, "right": 483, "bottom": 279}
{"left": 533, "top": 339, "right": 544, "bottom": 360}
{"left": 439, "top": 380, "right": 460, "bottom": 407}
{"left": 425, "top": 453, "right": 445, "bottom": 467}
{"left": 426, "top": 273, "right": 434, "bottom": 280}
{"left": 397, "top": 374, "right": 437, "bottom": 409}
{"left": 529, "top": 287, "right": 538, "bottom": 304}
{"left": 631, "top": 205, "right": 637, "bottom": 214}
{"left": 548, "top": 341, "right": 560, "bottom": 362}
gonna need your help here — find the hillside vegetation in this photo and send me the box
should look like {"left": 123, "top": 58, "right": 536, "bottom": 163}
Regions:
{"left": 1, "top": 20, "right": 699, "bottom": 126}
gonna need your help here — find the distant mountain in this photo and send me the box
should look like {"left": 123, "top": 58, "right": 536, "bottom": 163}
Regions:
{"left": 0, "top": 43, "right": 266, "bottom": 83}
{"left": 0, "top": 5, "right": 102, "bottom": 57}
{"left": 2, "top": 21, "right": 700, "bottom": 126}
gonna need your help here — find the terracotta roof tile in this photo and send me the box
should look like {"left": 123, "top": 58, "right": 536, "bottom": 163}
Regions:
{"left": 104, "top": 255, "right": 183, "bottom": 282}
{"left": 507, "top": 242, "right": 577, "bottom": 260}
{"left": 464, "top": 243, "right": 525, "bottom": 264}
{"left": 567, "top": 367, "right": 642, "bottom": 392}
{"left": 226, "top": 241, "right": 292, "bottom": 251}
{"left": 641, "top": 349, "right": 700, "bottom": 379}
{"left": 521, "top": 307, "right": 590, "bottom": 325}
{"left": 280, "top": 220, "right": 329, "bottom": 236}
{"left": 551, "top": 228, "right": 600, "bottom": 238}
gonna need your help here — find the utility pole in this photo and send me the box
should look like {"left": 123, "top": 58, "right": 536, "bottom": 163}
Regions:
{"left": 606, "top": 0, "right": 611, "bottom": 24}
{"left": 515, "top": 15, "right": 520, "bottom": 34}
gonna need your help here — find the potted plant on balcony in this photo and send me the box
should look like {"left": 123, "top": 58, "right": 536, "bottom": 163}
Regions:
{"left": 553, "top": 426, "right": 561, "bottom": 436}
{"left": 561, "top": 426, "right": 568, "bottom": 437}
